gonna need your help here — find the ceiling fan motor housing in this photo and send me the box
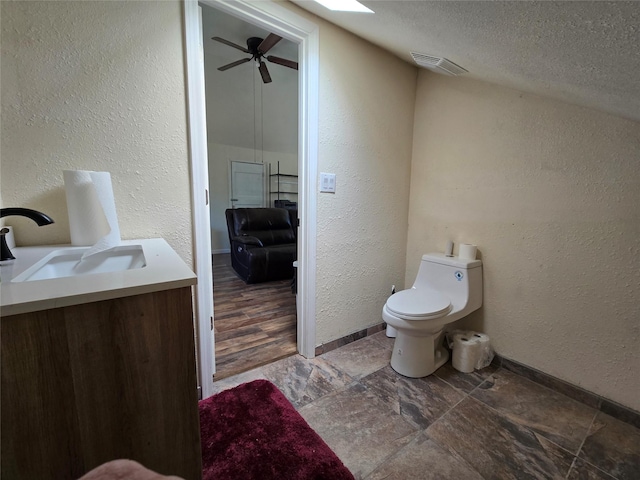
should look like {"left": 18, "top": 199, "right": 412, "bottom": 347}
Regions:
{"left": 247, "top": 37, "right": 264, "bottom": 55}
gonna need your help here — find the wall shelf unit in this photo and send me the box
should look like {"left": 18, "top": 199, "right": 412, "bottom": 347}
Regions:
{"left": 269, "top": 161, "right": 298, "bottom": 209}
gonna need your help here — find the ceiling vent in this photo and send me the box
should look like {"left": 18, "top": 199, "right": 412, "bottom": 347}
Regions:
{"left": 410, "top": 52, "right": 467, "bottom": 76}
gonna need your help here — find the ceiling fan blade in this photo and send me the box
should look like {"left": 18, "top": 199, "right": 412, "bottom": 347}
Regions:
{"left": 266, "top": 55, "right": 298, "bottom": 71}
{"left": 258, "top": 61, "right": 272, "bottom": 84}
{"left": 258, "top": 33, "right": 282, "bottom": 54}
{"left": 212, "top": 36, "right": 249, "bottom": 53}
{"left": 218, "top": 57, "right": 251, "bottom": 71}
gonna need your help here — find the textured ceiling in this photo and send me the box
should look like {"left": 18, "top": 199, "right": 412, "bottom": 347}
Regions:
{"left": 290, "top": 0, "right": 640, "bottom": 122}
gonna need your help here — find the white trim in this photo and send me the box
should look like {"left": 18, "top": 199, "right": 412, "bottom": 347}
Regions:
{"left": 191, "top": 0, "right": 319, "bottom": 367}
{"left": 184, "top": 1, "right": 216, "bottom": 398}
{"left": 212, "top": 248, "right": 231, "bottom": 255}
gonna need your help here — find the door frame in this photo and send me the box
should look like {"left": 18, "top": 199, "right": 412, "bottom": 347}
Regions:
{"left": 184, "top": 0, "right": 319, "bottom": 398}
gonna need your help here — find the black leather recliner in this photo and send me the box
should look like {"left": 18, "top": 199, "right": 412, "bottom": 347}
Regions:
{"left": 225, "top": 208, "right": 297, "bottom": 284}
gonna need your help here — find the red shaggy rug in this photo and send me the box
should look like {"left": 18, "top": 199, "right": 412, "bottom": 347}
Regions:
{"left": 199, "top": 379, "right": 354, "bottom": 480}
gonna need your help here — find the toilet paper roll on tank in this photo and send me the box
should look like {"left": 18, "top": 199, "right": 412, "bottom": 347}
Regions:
{"left": 444, "top": 241, "right": 477, "bottom": 260}
{"left": 63, "top": 170, "right": 121, "bottom": 259}
{"left": 458, "top": 243, "right": 477, "bottom": 260}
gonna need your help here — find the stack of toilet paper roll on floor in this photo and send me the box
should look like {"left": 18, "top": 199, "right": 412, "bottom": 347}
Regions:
{"left": 447, "top": 330, "right": 494, "bottom": 373}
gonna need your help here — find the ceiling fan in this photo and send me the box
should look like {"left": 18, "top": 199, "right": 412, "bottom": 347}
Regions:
{"left": 212, "top": 33, "right": 298, "bottom": 84}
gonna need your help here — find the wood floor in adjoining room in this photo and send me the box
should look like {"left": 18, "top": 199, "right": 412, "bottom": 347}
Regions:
{"left": 212, "top": 253, "right": 297, "bottom": 381}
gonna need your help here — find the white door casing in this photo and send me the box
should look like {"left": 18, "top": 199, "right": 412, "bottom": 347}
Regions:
{"left": 184, "top": 2, "right": 216, "bottom": 398}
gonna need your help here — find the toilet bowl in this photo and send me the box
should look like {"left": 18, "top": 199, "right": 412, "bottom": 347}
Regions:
{"left": 382, "top": 253, "right": 482, "bottom": 378}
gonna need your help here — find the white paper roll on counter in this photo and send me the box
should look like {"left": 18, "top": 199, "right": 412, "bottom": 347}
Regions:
{"left": 458, "top": 243, "right": 477, "bottom": 260}
{"left": 64, "top": 170, "right": 121, "bottom": 259}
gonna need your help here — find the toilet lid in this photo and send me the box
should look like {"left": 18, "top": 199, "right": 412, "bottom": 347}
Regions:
{"left": 386, "top": 288, "right": 451, "bottom": 319}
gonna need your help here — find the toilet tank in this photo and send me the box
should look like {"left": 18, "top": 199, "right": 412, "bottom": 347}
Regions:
{"left": 412, "top": 253, "right": 483, "bottom": 314}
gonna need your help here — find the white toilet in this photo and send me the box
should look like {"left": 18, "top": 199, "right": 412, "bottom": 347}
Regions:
{"left": 382, "top": 253, "right": 483, "bottom": 378}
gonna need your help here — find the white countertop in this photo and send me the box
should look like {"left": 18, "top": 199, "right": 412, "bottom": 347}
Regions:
{"left": 1, "top": 238, "right": 196, "bottom": 316}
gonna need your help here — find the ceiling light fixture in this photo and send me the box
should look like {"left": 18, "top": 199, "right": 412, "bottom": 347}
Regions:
{"left": 312, "top": 0, "right": 374, "bottom": 13}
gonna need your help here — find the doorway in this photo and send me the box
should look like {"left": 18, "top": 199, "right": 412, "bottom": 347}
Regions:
{"left": 203, "top": 5, "right": 298, "bottom": 379}
{"left": 184, "top": 0, "right": 319, "bottom": 398}
{"left": 230, "top": 161, "right": 266, "bottom": 209}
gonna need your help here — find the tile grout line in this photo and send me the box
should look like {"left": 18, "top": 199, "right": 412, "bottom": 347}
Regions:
{"left": 564, "top": 410, "right": 597, "bottom": 479}
{"left": 419, "top": 390, "right": 486, "bottom": 480}
{"left": 566, "top": 411, "right": 622, "bottom": 480}
{"left": 299, "top": 373, "right": 412, "bottom": 480}
{"left": 423, "top": 375, "right": 476, "bottom": 430}
{"left": 445, "top": 392, "right": 583, "bottom": 480}
{"left": 359, "top": 428, "right": 422, "bottom": 480}
{"left": 459, "top": 375, "right": 581, "bottom": 466}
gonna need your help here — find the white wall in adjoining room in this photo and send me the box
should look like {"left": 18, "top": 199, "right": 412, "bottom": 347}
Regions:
{"left": 408, "top": 71, "right": 640, "bottom": 412}
{"left": 206, "top": 142, "right": 297, "bottom": 252}
{"left": 200, "top": 4, "right": 298, "bottom": 252}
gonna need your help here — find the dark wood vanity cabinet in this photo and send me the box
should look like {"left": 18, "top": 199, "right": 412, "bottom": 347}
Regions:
{"left": 1, "top": 287, "right": 202, "bottom": 480}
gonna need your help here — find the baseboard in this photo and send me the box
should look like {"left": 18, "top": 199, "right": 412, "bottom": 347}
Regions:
{"left": 315, "top": 323, "right": 386, "bottom": 356}
{"left": 212, "top": 249, "right": 230, "bottom": 255}
{"left": 316, "top": 326, "right": 640, "bottom": 430}
{"left": 493, "top": 354, "right": 640, "bottom": 429}
{"left": 316, "top": 322, "right": 640, "bottom": 428}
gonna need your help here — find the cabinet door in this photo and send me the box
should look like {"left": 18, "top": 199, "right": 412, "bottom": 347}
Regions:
{"left": 1, "top": 288, "right": 202, "bottom": 480}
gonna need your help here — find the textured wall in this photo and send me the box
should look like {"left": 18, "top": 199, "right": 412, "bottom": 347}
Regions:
{"left": 408, "top": 72, "right": 640, "bottom": 411}
{"left": 311, "top": 15, "right": 418, "bottom": 344}
{"left": 1, "top": 1, "right": 193, "bottom": 264}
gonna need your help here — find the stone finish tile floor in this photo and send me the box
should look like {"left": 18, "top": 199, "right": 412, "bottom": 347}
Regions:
{"left": 211, "top": 331, "right": 640, "bottom": 479}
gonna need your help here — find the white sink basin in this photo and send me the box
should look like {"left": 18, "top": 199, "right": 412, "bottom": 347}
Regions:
{"left": 12, "top": 245, "right": 146, "bottom": 282}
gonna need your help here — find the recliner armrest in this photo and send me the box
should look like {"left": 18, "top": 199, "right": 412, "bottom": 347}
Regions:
{"left": 232, "top": 235, "right": 264, "bottom": 247}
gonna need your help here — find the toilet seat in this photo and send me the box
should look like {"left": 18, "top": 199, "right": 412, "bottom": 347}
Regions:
{"left": 386, "top": 288, "right": 452, "bottom": 320}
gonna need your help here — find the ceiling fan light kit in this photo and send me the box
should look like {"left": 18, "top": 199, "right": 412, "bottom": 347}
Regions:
{"left": 410, "top": 52, "right": 468, "bottom": 76}
{"left": 213, "top": 33, "right": 298, "bottom": 84}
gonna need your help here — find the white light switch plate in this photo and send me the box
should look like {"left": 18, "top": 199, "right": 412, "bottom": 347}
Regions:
{"left": 320, "top": 173, "right": 336, "bottom": 193}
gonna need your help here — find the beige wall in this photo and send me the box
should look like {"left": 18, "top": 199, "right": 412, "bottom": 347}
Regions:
{"left": 284, "top": 4, "right": 418, "bottom": 344}
{"left": 1, "top": 1, "right": 193, "bottom": 263}
{"left": 408, "top": 71, "right": 640, "bottom": 411}
{"left": 4, "top": 0, "right": 637, "bottom": 412}
{"left": 1, "top": 0, "right": 417, "bottom": 348}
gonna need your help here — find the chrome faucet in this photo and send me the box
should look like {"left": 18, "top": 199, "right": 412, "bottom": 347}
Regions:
{"left": 0, "top": 208, "right": 55, "bottom": 261}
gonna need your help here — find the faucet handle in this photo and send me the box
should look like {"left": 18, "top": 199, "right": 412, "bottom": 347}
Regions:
{"left": 0, "top": 231, "right": 15, "bottom": 261}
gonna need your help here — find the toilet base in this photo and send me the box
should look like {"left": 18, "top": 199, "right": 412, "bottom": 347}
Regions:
{"left": 390, "top": 331, "right": 449, "bottom": 378}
